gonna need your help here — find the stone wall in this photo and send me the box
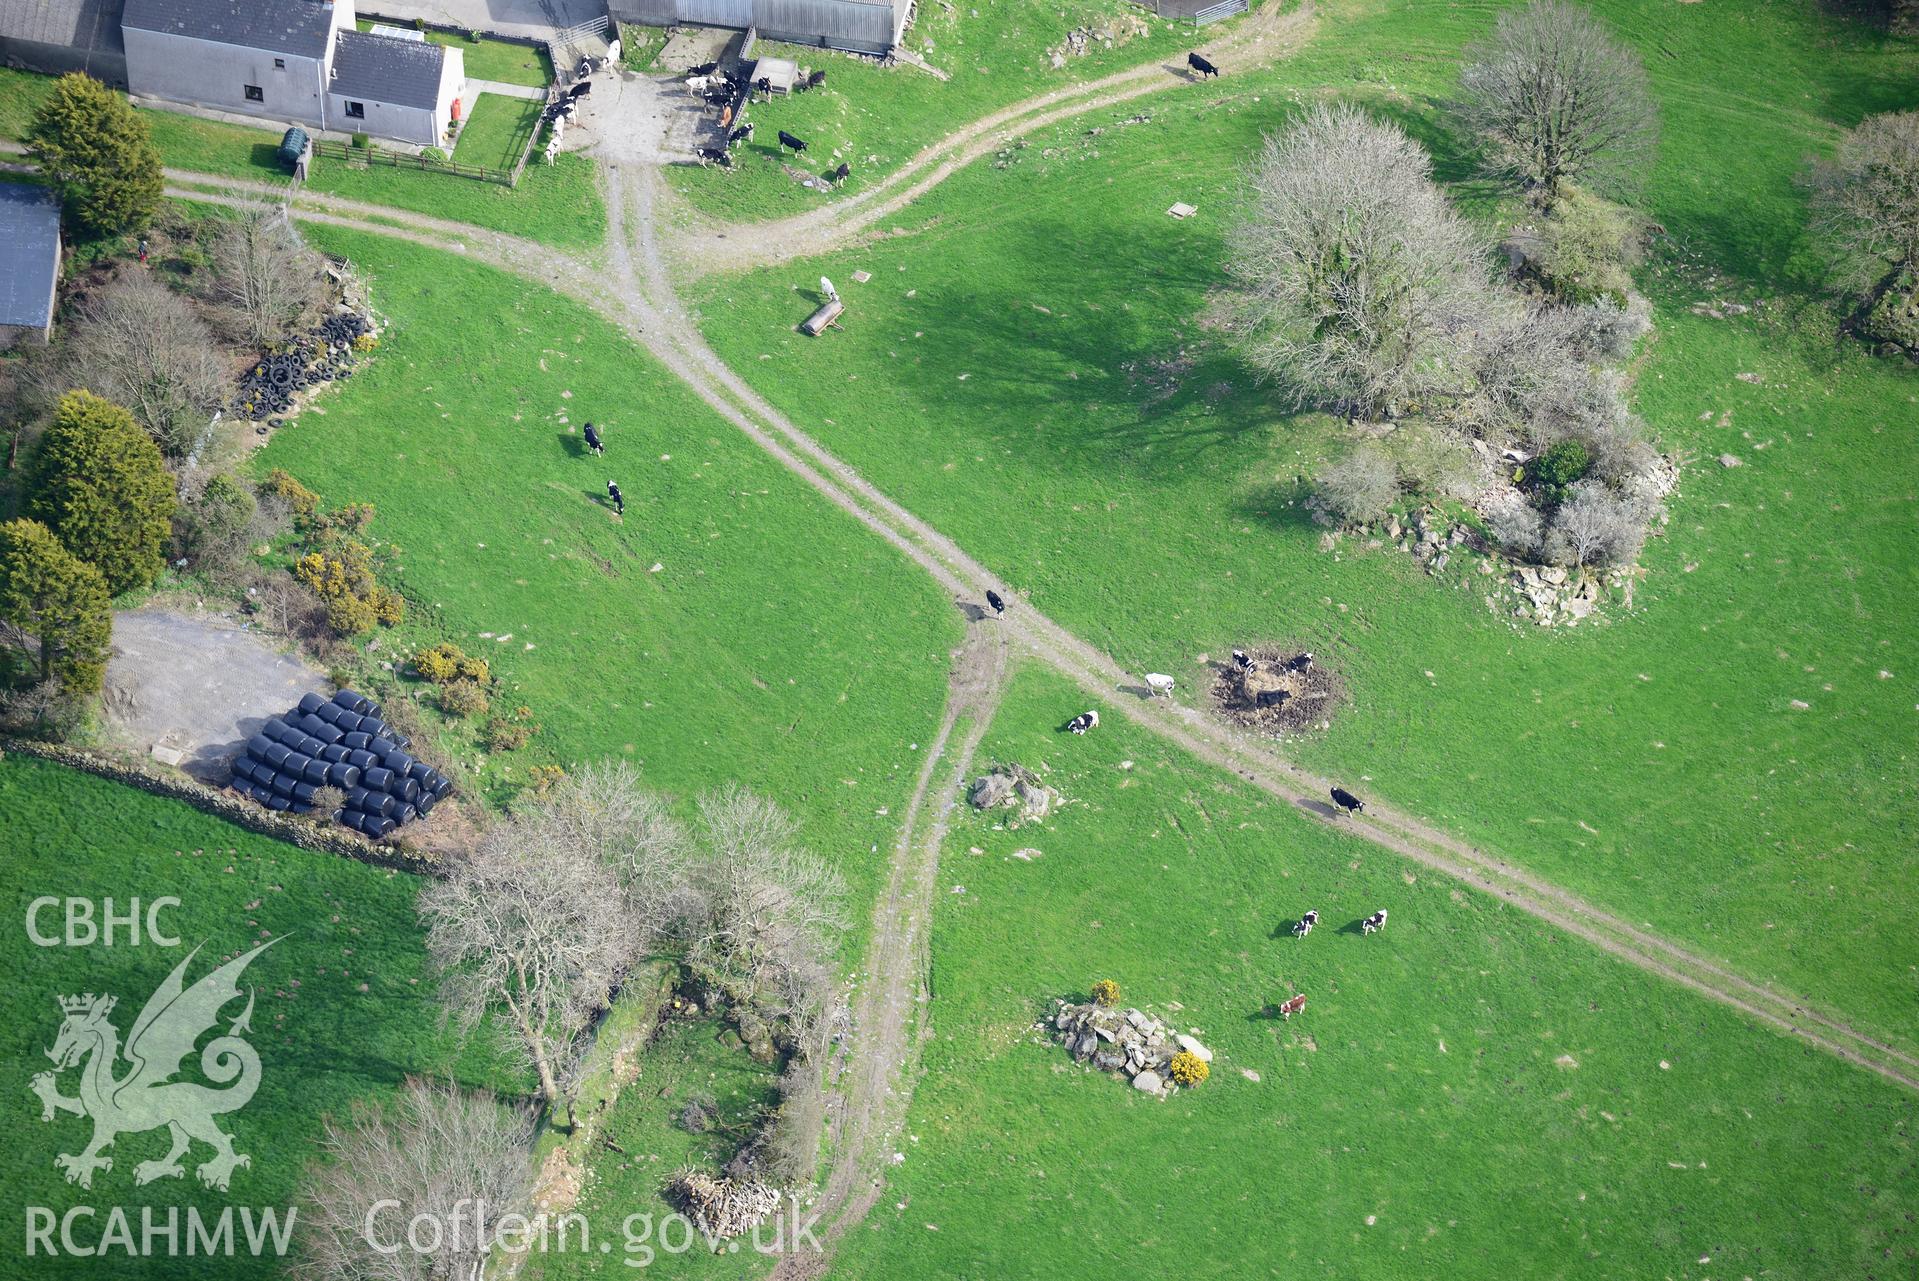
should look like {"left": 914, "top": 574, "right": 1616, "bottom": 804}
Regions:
{"left": 0, "top": 735, "right": 442, "bottom": 877}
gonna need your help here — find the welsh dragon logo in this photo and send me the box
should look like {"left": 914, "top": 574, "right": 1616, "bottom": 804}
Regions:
{"left": 29, "top": 939, "right": 277, "bottom": 1192}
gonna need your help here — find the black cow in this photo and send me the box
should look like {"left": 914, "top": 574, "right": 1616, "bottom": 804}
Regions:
{"left": 607, "top": 480, "right": 624, "bottom": 516}
{"left": 1232, "top": 648, "right": 1251, "bottom": 670}
{"left": 805, "top": 69, "right": 827, "bottom": 90}
{"left": 1254, "top": 688, "right": 1290, "bottom": 710}
{"left": 696, "top": 147, "right": 732, "bottom": 167}
{"left": 1361, "top": 908, "right": 1388, "bottom": 936}
{"left": 1064, "top": 710, "right": 1099, "bottom": 735}
{"left": 778, "top": 130, "right": 808, "bottom": 154}
{"left": 568, "top": 81, "right": 592, "bottom": 99}
{"left": 829, "top": 161, "right": 850, "bottom": 185}
{"left": 583, "top": 423, "right": 603, "bottom": 455}
{"left": 728, "top": 123, "right": 755, "bottom": 145}
{"left": 688, "top": 61, "right": 719, "bottom": 78}
{"left": 1187, "top": 52, "right": 1220, "bottom": 79}
{"left": 1330, "top": 786, "right": 1364, "bottom": 817}
{"left": 1284, "top": 652, "right": 1314, "bottom": 674}
{"left": 1292, "top": 909, "right": 1319, "bottom": 938}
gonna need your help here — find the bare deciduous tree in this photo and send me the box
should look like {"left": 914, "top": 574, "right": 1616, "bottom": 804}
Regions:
{"left": 1811, "top": 110, "right": 1919, "bottom": 338}
{"left": 1316, "top": 443, "right": 1399, "bottom": 523}
{"left": 1453, "top": 0, "right": 1659, "bottom": 203}
{"left": 1224, "top": 104, "right": 1493, "bottom": 418}
{"left": 293, "top": 1078, "right": 534, "bottom": 1281}
{"left": 419, "top": 823, "right": 643, "bottom": 1111}
{"left": 207, "top": 209, "right": 325, "bottom": 346}
{"left": 62, "top": 272, "right": 227, "bottom": 460}
{"left": 530, "top": 760, "right": 698, "bottom": 941}
{"left": 1545, "top": 480, "right": 1647, "bottom": 567}
{"left": 684, "top": 786, "right": 848, "bottom": 1053}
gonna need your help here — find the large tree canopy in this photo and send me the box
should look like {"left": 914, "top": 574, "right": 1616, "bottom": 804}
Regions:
{"left": 1452, "top": 0, "right": 1659, "bottom": 203}
{"left": 31, "top": 390, "right": 176, "bottom": 595}
{"left": 1223, "top": 103, "right": 1492, "bottom": 418}
{"left": 0, "top": 518, "right": 112, "bottom": 695}
{"left": 25, "top": 73, "right": 163, "bottom": 236}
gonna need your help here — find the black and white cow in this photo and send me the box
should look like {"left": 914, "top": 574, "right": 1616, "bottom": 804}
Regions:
{"left": 1232, "top": 648, "right": 1251, "bottom": 670}
{"left": 1284, "top": 652, "right": 1314, "bottom": 674}
{"left": 583, "top": 423, "right": 603, "bottom": 455}
{"left": 728, "top": 123, "right": 755, "bottom": 145}
{"left": 1292, "top": 909, "right": 1320, "bottom": 938}
{"left": 1187, "top": 52, "right": 1220, "bottom": 79}
{"left": 1330, "top": 786, "right": 1364, "bottom": 817}
{"left": 607, "top": 480, "right": 624, "bottom": 516}
{"left": 778, "top": 130, "right": 808, "bottom": 154}
{"left": 986, "top": 590, "right": 1005, "bottom": 616}
{"left": 1065, "top": 710, "right": 1100, "bottom": 735}
{"left": 829, "top": 161, "right": 850, "bottom": 185}
{"left": 1361, "top": 908, "right": 1388, "bottom": 936}
{"left": 696, "top": 146, "right": 732, "bottom": 167}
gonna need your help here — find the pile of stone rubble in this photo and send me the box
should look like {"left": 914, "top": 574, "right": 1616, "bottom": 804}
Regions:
{"left": 1046, "top": 999, "right": 1212, "bottom": 1096}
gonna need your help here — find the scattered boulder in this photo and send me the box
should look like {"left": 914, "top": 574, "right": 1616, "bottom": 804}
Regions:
{"left": 968, "top": 761, "right": 1060, "bottom": 826}
{"left": 1718, "top": 453, "right": 1743, "bottom": 468}
{"left": 1046, "top": 998, "right": 1210, "bottom": 1096}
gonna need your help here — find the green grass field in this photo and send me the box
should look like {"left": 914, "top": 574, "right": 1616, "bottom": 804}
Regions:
{"left": 451, "top": 93, "right": 542, "bottom": 171}
{"left": 256, "top": 227, "right": 959, "bottom": 950}
{"left": 665, "top": 0, "right": 1247, "bottom": 221}
{"left": 690, "top": 0, "right": 1919, "bottom": 1049}
{"left": 0, "top": 755, "right": 521, "bottom": 1280}
{"left": 828, "top": 666, "right": 1919, "bottom": 1279}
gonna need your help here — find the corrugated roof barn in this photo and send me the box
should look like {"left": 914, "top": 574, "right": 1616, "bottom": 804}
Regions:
{"left": 121, "top": 0, "right": 334, "bottom": 58}
{"left": 0, "top": 185, "right": 63, "bottom": 341}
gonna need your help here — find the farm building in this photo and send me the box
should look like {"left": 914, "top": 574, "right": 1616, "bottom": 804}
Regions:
{"left": 0, "top": 186, "right": 63, "bottom": 349}
{"left": 610, "top": 0, "right": 909, "bottom": 56}
{"left": 106, "top": 0, "right": 465, "bottom": 147}
{"left": 0, "top": 0, "right": 128, "bottom": 85}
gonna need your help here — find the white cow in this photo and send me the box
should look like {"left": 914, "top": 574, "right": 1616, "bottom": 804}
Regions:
{"left": 1144, "top": 673, "right": 1175, "bottom": 698}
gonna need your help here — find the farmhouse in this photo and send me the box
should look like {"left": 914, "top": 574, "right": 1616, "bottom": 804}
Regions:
{"left": 0, "top": 185, "right": 63, "bottom": 348}
{"left": 610, "top": 0, "right": 909, "bottom": 56}
{"left": 8, "top": 0, "right": 469, "bottom": 147}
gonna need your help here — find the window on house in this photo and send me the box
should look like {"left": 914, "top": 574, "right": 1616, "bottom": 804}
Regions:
{"left": 243, "top": 84, "right": 263, "bottom": 102}
{"left": 344, "top": 101, "right": 365, "bottom": 119}
{"left": 273, "top": 57, "right": 285, "bottom": 69}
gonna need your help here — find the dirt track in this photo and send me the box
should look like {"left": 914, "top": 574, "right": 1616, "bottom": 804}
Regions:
{"left": 109, "top": 23, "right": 1917, "bottom": 1258}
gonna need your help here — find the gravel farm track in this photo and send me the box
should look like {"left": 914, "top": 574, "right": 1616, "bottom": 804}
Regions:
{"left": 25, "top": 3, "right": 1917, "bottom": 1264}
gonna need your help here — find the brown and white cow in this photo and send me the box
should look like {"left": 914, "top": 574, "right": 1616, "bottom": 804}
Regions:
{"left": 1278, "top": 994, "right": 1308, "bottom": 1020}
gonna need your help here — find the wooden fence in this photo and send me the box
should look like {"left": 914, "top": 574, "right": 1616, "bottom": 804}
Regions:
{"left": 313, "top": 138, "right": 517, "bottom": 186}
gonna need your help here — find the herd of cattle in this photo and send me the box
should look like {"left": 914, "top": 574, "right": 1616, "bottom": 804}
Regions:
{"left": 689, "top": 63, "right": 849, "bottom": 180}
{"left": 978, "top": 588, "right": 1390, "bottom": 1036}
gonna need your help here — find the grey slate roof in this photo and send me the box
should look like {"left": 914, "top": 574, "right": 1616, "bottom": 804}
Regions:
{"left": 0, "top": 186, "right": 62, "bottom": 331}
{"left": 0, "top": 0, "right": 126, "bottom": 54}
{"left": 121, "top": 0, "right": 334, "bottom": 59}
{"left": 327, "top": 29, "right": 446, "bottom": 111}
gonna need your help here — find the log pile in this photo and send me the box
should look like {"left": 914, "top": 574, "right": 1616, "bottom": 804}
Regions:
{"left": 667, "top": 1170, "right": 782, "bottom": 1238}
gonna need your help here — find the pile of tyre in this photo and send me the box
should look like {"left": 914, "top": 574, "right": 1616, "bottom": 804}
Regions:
{"left": 228, "top": 689, "right": 453, "bottom": 838}
{"left": 232, "top": 309, "right": 373, "bottom": 422}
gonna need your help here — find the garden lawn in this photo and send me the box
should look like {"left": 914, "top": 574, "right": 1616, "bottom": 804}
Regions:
{"left": 664, "top": 0, "right": 1253, "bottom": 222}
{"left": 0, "top": 69, "right": 603, "bottom": 249}
{"left": 0, "top": 754, "right": 521, "bottom": 1280}
{"left": 830, "top": 666, "right": 1919, "bottom": 1280}
{"left": 353, "top": 24, "right": 554, "bottom": 88}
{"left": 256, "top": 228, "right": 959, "bottom": 956}
{"left": 689, "top": 0, "right": 1919, "bottom": 1050}
{"left": 451, "top": 93, "right": 542, "bottom": 172}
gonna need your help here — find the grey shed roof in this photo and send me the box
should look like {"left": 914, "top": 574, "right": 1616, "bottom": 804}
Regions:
{"left": 0, "top": 0, "right": 126, "bottom": 54}
{"left": 0, "top": 186, "right": 63, "bottom": 331}
{"left": 120, "top": 0, "right": 334, "bottom": 59}
{"left": 328, "top": 29, "right": 447, "bottom": 111}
